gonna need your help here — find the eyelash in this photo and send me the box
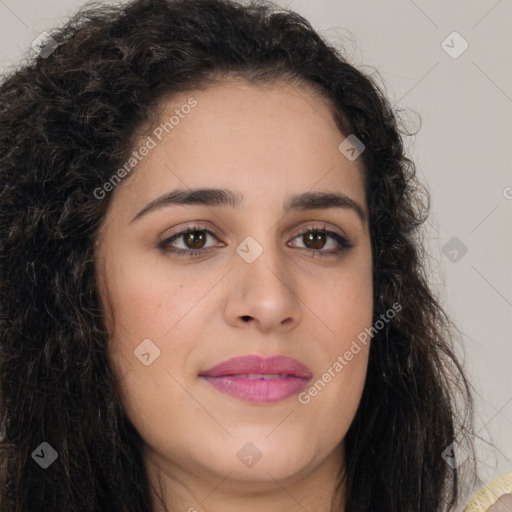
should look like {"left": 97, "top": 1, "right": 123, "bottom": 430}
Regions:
{"left": 158, "top": 223, "right": 354, "bottom": 258}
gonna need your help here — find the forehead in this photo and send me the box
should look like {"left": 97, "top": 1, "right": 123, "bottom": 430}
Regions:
{"left": 111, "top": 78, "right": 367, "bottom": 220}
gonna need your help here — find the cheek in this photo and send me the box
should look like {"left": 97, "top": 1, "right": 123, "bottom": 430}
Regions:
{"left": 101, "top": 252, "right": 219, "bottom": 392}
{"left": 311, "top": 257, "right": 373, "bottom": 348}
{"left": 102, "top": 251, "right": 193, "bottom": 336}
{"left": 297, "top": 256, "right": 373, "bottom": 430}
{"left": 102, "top": 259, "right": 202, "bottom": 431}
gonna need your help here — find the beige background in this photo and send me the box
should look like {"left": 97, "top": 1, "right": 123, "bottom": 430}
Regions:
{"left": 1, "top": 0, "right": 510, "bottom": 494}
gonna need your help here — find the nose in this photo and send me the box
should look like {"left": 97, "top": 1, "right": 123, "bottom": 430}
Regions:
{"left": 223, "top": 237, "right": 302, "bottom": 334}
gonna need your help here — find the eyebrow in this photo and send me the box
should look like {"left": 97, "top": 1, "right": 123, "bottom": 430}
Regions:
{"left": 130, "top": 187, "right": 367, "bottom": 225}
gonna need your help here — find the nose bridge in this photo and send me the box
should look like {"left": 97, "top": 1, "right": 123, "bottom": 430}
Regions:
{"left": 232, "top": 224, "right": 297, "bottom": 306}
{"left": 234, "top": 217, "right": 284, "bottom": 277}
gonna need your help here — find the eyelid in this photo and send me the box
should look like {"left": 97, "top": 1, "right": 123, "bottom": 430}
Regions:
{"left": 158, "top": 220, "right": 222, "bottom": 241}
{"left": 291, "top": 222, "right": 347, "bottom": 239}
{"left": 160, "top": 220, "right": 347, "bottom": 241}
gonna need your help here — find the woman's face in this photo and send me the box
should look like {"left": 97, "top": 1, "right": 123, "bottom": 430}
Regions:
{"left": 95, "top": 78, "right": 373, "bottom": 500}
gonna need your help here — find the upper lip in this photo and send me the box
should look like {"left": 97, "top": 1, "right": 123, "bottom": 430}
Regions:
{"left": 199, "top": 354, "right": 313, "bottom": 379}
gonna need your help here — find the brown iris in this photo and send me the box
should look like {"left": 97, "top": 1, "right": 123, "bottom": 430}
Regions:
{"left": 303, "top": 231, "right": 326, "bottom": 250}
{"left": 183, "top": 231, "right": 206, "bottom": 249}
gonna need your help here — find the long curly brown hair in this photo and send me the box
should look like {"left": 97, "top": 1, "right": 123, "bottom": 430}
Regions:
{"left": 0, "top": 0, "right": 476, "bottom": 510}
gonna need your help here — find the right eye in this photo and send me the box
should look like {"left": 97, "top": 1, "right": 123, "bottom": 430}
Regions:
{"left": 158, "top": 225, "right": 224, "bottom": 257}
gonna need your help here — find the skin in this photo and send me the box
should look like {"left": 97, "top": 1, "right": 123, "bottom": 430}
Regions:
{"left": 95, "top": 78, "right": 374, "bottom": 512}
{"left": 488, "top": 495, "right": 512, "bottom": 512}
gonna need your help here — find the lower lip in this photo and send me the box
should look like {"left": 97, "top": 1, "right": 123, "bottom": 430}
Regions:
{"left": 200, "top": 375, "right": 311, "bottom": 404}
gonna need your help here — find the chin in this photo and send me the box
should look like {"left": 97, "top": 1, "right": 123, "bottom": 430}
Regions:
{"left": 210, "top": 435, "right": 317, "bottom": 482}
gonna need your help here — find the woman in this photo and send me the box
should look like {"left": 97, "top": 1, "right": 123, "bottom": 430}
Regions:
{"left": 0, "top": 0, "right": 481, "bottom": 510}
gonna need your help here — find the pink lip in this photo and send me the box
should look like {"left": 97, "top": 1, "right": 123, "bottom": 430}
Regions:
{"left": 199, "top": 354, "right": 313, "bottom": 404}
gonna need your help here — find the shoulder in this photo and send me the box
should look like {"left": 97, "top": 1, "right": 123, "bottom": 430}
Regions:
{"left": 465, "top": 472, "right": 512, "bottom": 512}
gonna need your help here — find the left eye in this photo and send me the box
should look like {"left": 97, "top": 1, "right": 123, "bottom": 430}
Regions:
{"left": 158, "top": 225, "right": 353, "bottom": 257}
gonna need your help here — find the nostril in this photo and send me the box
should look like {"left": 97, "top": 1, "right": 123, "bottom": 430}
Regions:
{"left": 241, "top": 315, "right": 252, "bottom": 322}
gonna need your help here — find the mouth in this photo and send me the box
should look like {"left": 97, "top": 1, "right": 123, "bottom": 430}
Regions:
{"left": 198, "top": 354, "right": 312, "bottom": 404}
